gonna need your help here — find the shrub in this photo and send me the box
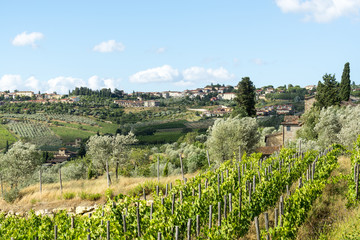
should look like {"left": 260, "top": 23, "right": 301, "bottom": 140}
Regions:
{"left": 128, "top": 181, "right": 165, "bottom": 197}
{"left": 3, "top": 188, "right": 19, "bottom": 203}
{"left": 63, "top": 192, "right": 76, "bottom": 200}
{"left": 79, "top": 191, "right": 102, "bottom": 201}
{"left": 105, "top": 188, "right": 114, "bottom": 200}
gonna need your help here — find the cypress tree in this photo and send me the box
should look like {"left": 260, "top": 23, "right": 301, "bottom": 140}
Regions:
{"left": 315, "top": 73, "right": 340, "bottom": 108}
{"left": 339, "top": 62, "right": 351, "bottom": 101}
{"left": 235, "top": 77, "right": 256, "bottom": 117}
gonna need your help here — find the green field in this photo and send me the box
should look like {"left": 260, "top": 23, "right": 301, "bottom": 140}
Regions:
{"left": 50, "top": 126, "right": 96, "bottom": 143}
{"left": 137, "top": 131, "right": 185, "bottom": 144}
{"left": 0, "top": 125, "right": 17, "bottom": 149}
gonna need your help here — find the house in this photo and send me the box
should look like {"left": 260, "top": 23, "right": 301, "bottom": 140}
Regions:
{"left": 49, "top": 147, "right": 77, "bottom": 164}
{"left": 305, "top": 85, "right": 317, "bottom": 90}
{"left": 144, "top": 100, "right": 160, "bottom": 107}
{"left": 265, "top": 132, "right": 283, "bottom": 147}
{"left": 219, "top": 92, "right": 236, "bottom": 100}
{"left": 114, "top": 100, "right": 144, "bottom": 107}
{"left": 281, "top": 115, "right": 301, "bottom": 146}
{"left": 15, "top": 91, "right": 34, "bottom": 98}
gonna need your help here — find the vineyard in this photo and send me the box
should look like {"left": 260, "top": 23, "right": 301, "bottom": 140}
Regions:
{"left": 7, "top": 121, "right": 62, "bottom": 146}
{"left": 1, "top": 113, "right": 97, "bottom": 125}
{"left": 0, "top": 144, "right": 344, "bottom": 239}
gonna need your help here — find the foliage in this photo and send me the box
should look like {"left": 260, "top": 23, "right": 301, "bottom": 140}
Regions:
{"left": 206, "top": 116, "right": 260, "bottom": 163}
{"left": 340, "top": 62, "right": 351, "bottom": 101}
{"left": 0, "top": 142, "right": 41, "bottom": 189}
{"left": 0, "top": 145, "right": 341, "bottom": 239}
{"left": 86, "top": 133, "right": 137, "bottom": 175}
{"left": 316, "top": 73, "right": 341, "bottom": 108}
{"left": 235, "top": 77, "right": 256, "bottom": 117}
{"left": 0, "top": 125, "right": 17, "bottom": 150}
{"left": 63, "top": 192, "right": 76, "bottom": 200}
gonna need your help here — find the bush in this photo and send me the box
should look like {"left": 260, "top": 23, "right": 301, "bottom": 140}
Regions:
{"left": 3, "top": 188, "right": 19, "bottom": 203}
{"left": 79, "top": 192, "right": 102, "bottom": 201}
{"left": 128, "top": 181, "right": 165, "bottom": 197}
{"left": 105, "top": 188, "right": 114, "bottom": 200}
{"left": 63, "top": 192, "right": 76, "bottom": 200}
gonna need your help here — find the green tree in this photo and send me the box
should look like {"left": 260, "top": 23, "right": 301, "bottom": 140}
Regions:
{"left": 315, "top": 74, "right": 340, "bottom": 108}
{"left": 339, "top": 62, "right": 351, "bottom": 101}
{"left": 206, "top": 116, "right": 260, "bottom": 163}
{"left": 0, "top": 142, "right": 41, "bottom": 190}
{"left": 235, "top": 77, "right": 256, "bottom": 117}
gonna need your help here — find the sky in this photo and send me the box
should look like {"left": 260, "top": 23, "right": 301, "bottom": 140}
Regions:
{"left": 1, "top": 0, "right": 360, "bottom": 94}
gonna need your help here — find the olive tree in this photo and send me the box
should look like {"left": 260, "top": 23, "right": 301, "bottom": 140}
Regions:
{"left": 0, "top": 141, "right": 41, "bottom": 190}
{"left": 86, "top": 132, "right": 137, "bottom": 184}
{"left": 206, "top": 116, "right": 260, "bottom": 164}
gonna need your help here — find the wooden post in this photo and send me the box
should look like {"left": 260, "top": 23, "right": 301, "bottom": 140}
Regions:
{"left": 54, "top": 225, "right": 58, "bottom": 240}
{"left": 123, "top": 214, "right": 127, "bottom": 232}
{"left": 175, "top": 226, "right": 179, "bottom": 240}
{"left": 71, "top": 216, "right": 74, "bottom": 228}
{"left": 180, "top": 154, "right": 185, "bottom": 182}
{"left": 198, "top": 183, "right": 201, "bottom": 200}
{"left": 239, "top": 145, "right": 241, "bottom": 162}
{"left": 206, "top": 150, "right": 211, "bottom": 167}
{"left": 157, "top": 156, "right": 160, "bottom": 183}
{"left": 209, "top": 205, "right": 212, "bottom": 229}
{"left": 172, "top": 193, "right": 175, "bottom": 214}
{"left": 218, "top": 202, "right": 221, "bottom": 227}
{"left": 165, "top": 184, "right": 168, "bottom": 197}
{"left": 223, "top": 194, "right": 227, "bottom": 219}
{"left": 59, "top": 167, "right": 63, "bottom": 194}
{"left": 187, "top": 218, "right": 192, "bottom": 240}
{"left": 39, "top": 168, "right": 42, "bottom": 194}
{"left": 158, "top": 232, "right": 162, "bottom": 240}
{"left": 255, "top": 216, "right": 260, "bottom": 240}
{"left": 221, "top": 172, "right": 224, "bottom": 184}
{"left": 137, "top": 207, "right": 141, "bottom": 237}
{"left": 106, "top": 221, "right": 110, "bottom": 240}
{"left": 239, "top": 190, "right": 242, "bottom": 218}
{"left": 205, "top": 178, "right": 208, "bottom": 189}
{"left": 156, "top": 185, "right": 159, "bottom": 196}
{"left": 150, "top": 202, "right": 153, "bottom": 220}
{"left": 274, "top": 208, "right": 278, "bottom": 227}
{"left": 249, "top": 183, "right": 252, "bottom": 204}
{"left": 229, "top": 193, "right": 232, "bottom": 212}
{"left": 196, "top": 215, "right": 200, "bottom": 237}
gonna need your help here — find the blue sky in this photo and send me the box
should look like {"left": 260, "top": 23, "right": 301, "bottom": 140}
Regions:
{"left": 1, "top": 0, "right": 360, "bottom": 94}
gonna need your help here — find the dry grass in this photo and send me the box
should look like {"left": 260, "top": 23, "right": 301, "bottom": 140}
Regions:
{"left": 296, "top": 155, "right": 351, "bottom": 240}
{"left": 0, "top": 172, "right": 197, "bottom": 213}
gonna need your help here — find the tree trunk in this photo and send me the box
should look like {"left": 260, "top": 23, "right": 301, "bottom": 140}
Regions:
{"left": 115, "top": 161, "right": 119, "bottom": 180}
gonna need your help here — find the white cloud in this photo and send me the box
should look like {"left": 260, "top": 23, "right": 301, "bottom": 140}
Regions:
{"left": 275, "top": 0, "right": 360, "bottom": 22}
{"left": 88, "top": 75, "right": 120, "bottom": 90}
{"left": 174, "top": 80, "right": 195, "bottom": 87}
{"left": 93, "top": 40, "right": 125, "bottom": 53}
{"left": 25, "top": 76, "right": 41, "bottom": 91}
{"left": 129, "top": 65, "right": 180, "bottom": 83}
{"left": 12, "top": 32, "right": 44, "bottom": 47}
{"left": 47, "top": 76, "right": 86, "bottom": 94}
{"left": 0, "top": 75, "right": 23, "bottom": 91}
{"left": 182, "top": 66, "right": 235, "bottom": 83}
{"left": 156, "top": 47, "right": 166, "bottom": 54}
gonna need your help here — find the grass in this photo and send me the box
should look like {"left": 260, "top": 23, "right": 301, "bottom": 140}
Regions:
{"left": 0, "top": 172, "right": 197, "bottom": 213}
{"left": 50, "top": 126, "right": 96, "bottom": 143}
{"left": 295, "top": 155, "right": 352, "bottom": 239}
{"left": 0, "top": 124, "right": 17, "bottom": 149}
{"left": 137, "top": 131, "right": 185, "bottom": 144}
